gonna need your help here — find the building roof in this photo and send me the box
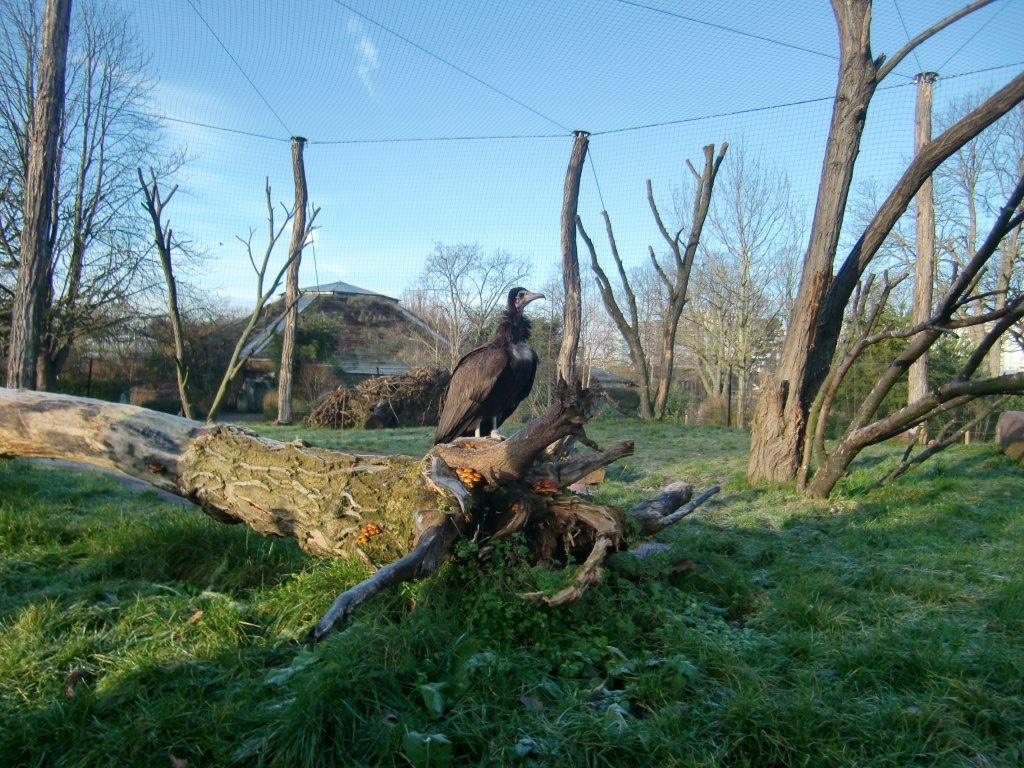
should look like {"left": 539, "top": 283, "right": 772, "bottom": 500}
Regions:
{"left": 300, "top": 280, "right": 397, "bottom": 301}
{"left": 240, "top": 280, "right": 445, "bottom": 363}
{"left": 590, "top": 366, "right": 636, "bottom": 386}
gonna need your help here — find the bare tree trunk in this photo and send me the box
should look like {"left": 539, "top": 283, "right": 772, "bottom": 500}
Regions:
{"left": 582, "top": 144, "right": 725, "bottom": 420}
{"left": 748, "top": 0, "right": 1001, "bottom": 484}
{"left": 578, "top": 214, "right": 655, "bottom": 419}
{"left": 138, "top": 169, "right": 195, "bottom": 420}
{"left": 557, "top": 131, "right": 589, "bottom": 386}
{"left": 805, "top": 178, "right": 1024, "bottom": 497}
{"left": 909, "top": 72, "right": 938, "bottom": 439}
{"left": 748, "top": 0, "right": 877, "bottom": 482}
{"left": 277, "top": 136, "right": 308, "bottom": 425}
{"left": 205, "top": 178, "right": 317, "bottom": 423}
{"left": 650, "top": 144, "right": 727, "bottom": 419}
{"left": 5, "top": 0, "right": 71, "bottom": 389}
{"left": 989, "top": 157, "right": 1023, "bottom": 378}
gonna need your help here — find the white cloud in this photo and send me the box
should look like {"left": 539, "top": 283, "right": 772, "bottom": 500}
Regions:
{"left": 346, "top": 18, "right": 381, "bottom": 100}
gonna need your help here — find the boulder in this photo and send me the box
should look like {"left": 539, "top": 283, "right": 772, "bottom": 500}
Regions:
{"left": 996, "top": 411, "right": 1024, "bottom": 461}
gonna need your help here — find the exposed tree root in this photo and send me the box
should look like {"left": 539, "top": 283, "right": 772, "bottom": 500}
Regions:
{"left": 307, "top": 519, "right": 463, "bottom": 644}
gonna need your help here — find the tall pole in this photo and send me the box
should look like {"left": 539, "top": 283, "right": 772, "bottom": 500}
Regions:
{"left": 277, "top": 136, "right": 308, "bottom": 424}
{"left": 5, "top": 0, "right": 72, "bottom": 388}
{"left": 726, "top": 365, "right": 733, "bottom": 428}
{"left": 908, "top": 72, "right": 938, "bottom": 440}
{"left": 556, "top": 130, "right": 589, "bottom": 387}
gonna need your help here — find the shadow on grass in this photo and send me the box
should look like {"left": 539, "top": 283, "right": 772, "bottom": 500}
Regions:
{"left": 2, "top": 438, "right": 1023, "bottom": 766}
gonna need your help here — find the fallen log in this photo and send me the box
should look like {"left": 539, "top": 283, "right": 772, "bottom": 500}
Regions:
{"left": 0, "top": 386, "right": 721, "bottom": 641}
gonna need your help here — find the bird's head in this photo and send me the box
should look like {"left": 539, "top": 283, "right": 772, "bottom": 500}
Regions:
{"left": 508, "top": 287, "right": 545, "bottom": 313}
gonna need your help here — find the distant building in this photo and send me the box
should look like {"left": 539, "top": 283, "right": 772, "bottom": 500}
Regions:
{"left": 1002, "top": 334, "right": 1024, "bottom": 374}
{"left": 236, "top": 280, "right": 446, "bottom": 411}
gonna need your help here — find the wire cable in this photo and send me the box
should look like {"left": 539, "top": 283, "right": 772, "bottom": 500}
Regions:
{"left": 587, "top": 151, "right": 609, "bottom": 213}
{"left": 938, "top": 0, "right": 1010, "bottom": 73}
{"left": 610, "top": 0, "right": 838, "bottom": 63}
{"left": 310, "top": 241, "right": 321, "bottom": 290}
{"left": 588, "top": 89, "right": 887, "bottom": 137}
{"left": 328, "top": 0, "right": 572, "bottom": 133}
{"left": 589, "top": 61, "right": 1022, "bottom": 136}
{"left": 151, "top": 62, "right": 1022, "bottom": 146}
{"left": 309, "top": 132, "right": 565, "bottom": 145}
{"left": 943, "top": 60, "right": 1024, "bottom": 79}
{"left": 183, "top": 0, "right": 293, "bottom": 136}
{"left": 156, "top": 114, "right": 291, "bottom": 142}
{"left": 892, "top": 0, "right": 925, "bottom": 73}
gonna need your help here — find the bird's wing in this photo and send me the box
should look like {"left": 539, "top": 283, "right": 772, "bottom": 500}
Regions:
{"left": 434, "top": 345, "right": 510, "bottom": 444}
{"left": 498, "top": 346, "right": 539, "bottom": 426}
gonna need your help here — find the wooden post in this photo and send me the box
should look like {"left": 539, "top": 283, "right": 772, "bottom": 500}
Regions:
{"left": 557, "top": 130, "right": 589, "bottom": 386}
{"left": 909, "top": 72, "right": 938, "bottom": 440}
{"left": 726, "top": 365, "right": 733, "bottom": 428}
{"left": 5, "top": 0, "right": 72, "bottom": 389}
{"left": 277, "top": 136, "right": 308, "bottom": 425}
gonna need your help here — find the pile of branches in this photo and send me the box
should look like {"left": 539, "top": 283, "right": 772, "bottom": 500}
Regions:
{"left": 307, "top": 367, "right": 450, "bottom": 429}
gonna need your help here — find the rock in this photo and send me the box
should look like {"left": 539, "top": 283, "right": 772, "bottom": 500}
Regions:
{"left": 996, "top": 411, "right": 1024, "bottom": 461}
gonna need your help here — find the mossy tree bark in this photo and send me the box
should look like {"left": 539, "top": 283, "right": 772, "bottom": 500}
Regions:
{"left": 0, "top": 387, "right": 718, "bottom": 641}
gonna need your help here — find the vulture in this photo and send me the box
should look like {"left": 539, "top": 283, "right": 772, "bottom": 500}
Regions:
{"left": 434, "top": 286, "right": 544, "bottom": 444}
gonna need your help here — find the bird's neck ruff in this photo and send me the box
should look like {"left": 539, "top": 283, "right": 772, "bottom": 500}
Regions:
{"left": 493, "top": 310, "right": 532, "bottom": 345}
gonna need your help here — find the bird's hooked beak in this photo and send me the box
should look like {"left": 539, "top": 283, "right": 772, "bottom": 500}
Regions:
{"left": 517, "top": 291, "right": 545, "bottom": 310}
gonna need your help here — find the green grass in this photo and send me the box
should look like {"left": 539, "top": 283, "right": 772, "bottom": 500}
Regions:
{"left": 2, "top": 419, "right": 1023, "bottom": 767}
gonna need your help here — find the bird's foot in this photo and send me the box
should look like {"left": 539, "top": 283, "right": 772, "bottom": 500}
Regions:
{"left": 488, "top": 430, "right": 505, "bottom": 441}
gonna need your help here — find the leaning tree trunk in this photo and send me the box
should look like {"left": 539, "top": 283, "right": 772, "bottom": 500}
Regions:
{"left": 746, "top": 1, "right": 878, "bottom": 484}
{"left": 0, "top": 387, "right": 718, "bottom": 642}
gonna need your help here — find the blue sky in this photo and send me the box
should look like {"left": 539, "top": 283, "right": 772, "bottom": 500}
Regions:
{"left": 115, "top": 0, "right": 1023, "bottom": 306}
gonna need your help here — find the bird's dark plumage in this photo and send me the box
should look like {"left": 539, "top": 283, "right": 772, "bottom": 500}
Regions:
{"left": 434, "top": 287, "right": 544, "bottom": 444}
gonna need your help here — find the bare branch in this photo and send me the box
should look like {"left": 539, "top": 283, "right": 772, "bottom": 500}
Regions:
{"left": 874, "top": 400, "right": 1006, "bottom": 489}
{"left": 878, "top": 0, "right": 996, "bottom": 81}
{"left": 579, "top": 213, "right": 654, "bottom": 417}
{"left": 307, "top": 520, "right": 462, "bottom": 644}
{"left": 648, "top": 245, "right": 673, "bottom": 291}
{"left": 137, "top": 166, "right": 194, "bottom": 419}
{"left": 527, "top": 439, "right": 635, "bottom": 488}
{"left": 957, "top": 296, "right": 1024, "bottom": 380}
{"left": 647, "top": 177, "right": 680, "bottom": 269}
{"left": 602, "top": 210, "right": 640, "bottom": 330}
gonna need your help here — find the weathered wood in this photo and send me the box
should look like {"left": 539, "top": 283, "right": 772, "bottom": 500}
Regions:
{"left": 997, "top": 411, "right": 1024, "bottom": 461}
{"left": 0, "top": 388, "right": 206, "bottom": 492}
{"left": 277, "top": 136, "right": 309, "bottom": 425}
{"left": 308, "top": 519, "right": 462, "bottom": 643}
{"left": 557, "top": 131, "right": 589, "bottom": 386}
{"left": 628, "top": 482, "right": 721, "bottom": 534}
{"left": 628, "top": 481, "right": 693, "bottom": 532}
{"left": 0, "top": 388, "right": 435, "bottom": 557}
{"left": 1, "top": 388, "right": 718, "bottom": 641}
{"left": 431, "top": 383, "right": 602, "bottom": 485}
{"left": 528, "top": 440, "right": 634, "bottom": 488}
{"left": 909, "top": 72, "right": 938, "bottom": 438}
